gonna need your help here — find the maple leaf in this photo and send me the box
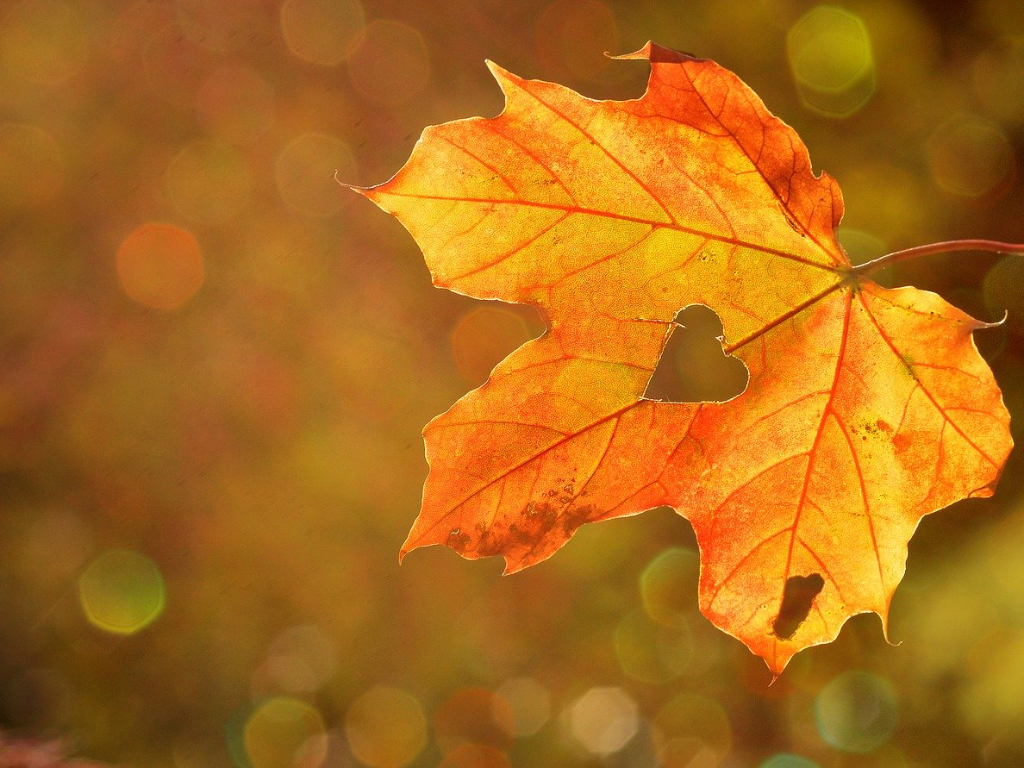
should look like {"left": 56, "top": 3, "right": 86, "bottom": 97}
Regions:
{"left": 358, "top": 43, "right": 1015, "bottom": 675}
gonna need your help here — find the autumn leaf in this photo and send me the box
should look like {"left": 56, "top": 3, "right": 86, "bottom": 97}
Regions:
{"left": 358, "top": 43, "right": 1014, "bottom": 675}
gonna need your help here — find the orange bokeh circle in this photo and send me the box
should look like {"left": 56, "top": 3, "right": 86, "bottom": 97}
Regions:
{"left": 116, "top": 222, "right": 204, "bottom": 310}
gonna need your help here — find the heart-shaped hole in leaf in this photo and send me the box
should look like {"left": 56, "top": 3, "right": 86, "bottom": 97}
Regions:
{"left": 643, "top": 305, "right": 749, "bottom": 403}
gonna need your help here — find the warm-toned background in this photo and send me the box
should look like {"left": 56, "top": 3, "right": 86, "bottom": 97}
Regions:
{"left": 2, "top": 0, "right": 1023, "bottom": 765}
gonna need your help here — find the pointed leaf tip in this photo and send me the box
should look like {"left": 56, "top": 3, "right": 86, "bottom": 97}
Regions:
{"left": 608, "top": 41, "right": 653, "bottom": 61}
{"left": 609, "top": 41, "right": 702, "bottom": 63}
{"left": 484, "top": 59, "right": 517, "bottom": 85}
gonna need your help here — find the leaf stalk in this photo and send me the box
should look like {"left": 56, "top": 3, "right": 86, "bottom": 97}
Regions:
{"left": 851, "top": 239, "right": 1024, "bottom": 277}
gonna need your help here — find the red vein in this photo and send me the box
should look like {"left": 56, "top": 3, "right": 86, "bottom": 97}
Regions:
{"left": 724, "top": 280, "right": 845, "bottom": 354}
{"left": 797, "top": 536, "right": 847, "bottom": 604}
{"left": 449, "top": 211, "right": 570, "bottom": 282}
{"left": 430, "top": 420, "right": 570, "bottom": 435}
{"left": 778, "top": 291, "right": 853, "bottom": 618}
{"left": 708, "top": 528, "right": 793, "bottom": 606}
{"left": 671, "top": 61, "right": 843, "bottom": 268}
{"left": 382, "top": 191, "right": 838, "bottom": 273}
{"left": 832, "top": 407, "right": 885, "bottom": 600}
{"left": 858, "top": 292, "right": 999, "bottom": 468}
{"left": 516, "top": 81, "right": 679, "bottom": 226}
{"left": 439, "top": 134, "right": 518, "bottom": 194}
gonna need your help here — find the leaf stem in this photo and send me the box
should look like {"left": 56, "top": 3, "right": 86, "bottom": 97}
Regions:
{"left": 851, "top": 239, "right": 1024, "bottom": 277}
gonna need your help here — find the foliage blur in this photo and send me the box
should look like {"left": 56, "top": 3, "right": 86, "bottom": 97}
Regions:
{"left": 1, "top": 0, "right": 1023, "bottom": 765}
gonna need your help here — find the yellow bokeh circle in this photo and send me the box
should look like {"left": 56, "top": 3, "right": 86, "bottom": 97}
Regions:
{"left": 639, "top": 547, "right": 699, "bottom": 624}
{"left": 78, "top": 549, "right": 166, "bottom": 635}
{"left": 787, "top": 6, "right": 876, "bottom": 118}
{"left": 244, "top": 697, "right": 327, "bottom": 768}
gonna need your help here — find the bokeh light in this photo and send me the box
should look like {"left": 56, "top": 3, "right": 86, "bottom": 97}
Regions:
{"left": 116, "top": 222, "right": 204, "bottom": 310}
{"left": 787, "top": 5, "right": 876, "bottom": 118}
{"left": 567, "top": 687, "right": 639, "bottom": 756}
{"left": 280, "top": 0, "right": 366, "bottom": 67}
{"left": 243, "top": 697, "right": 326, "bottom": 768}
{"left": 344, "top": 686, "right": 426, "bottom": 767}
{"left": 494, "top": 677, "right": 550, "bottom": 738}
{"left": 165, "top": 139, "right": 252, "bottom": 224}
{"left": 926, "top": 114, "right": 1014, "bottom": 199}
{"left": 275, "top": 132, "right": 357, "bottom": 218}
{"left": 77, "top": 549, "right": 166, "bottom": 635}
{"left": 640, "top": 546, "right": 699, "bottom": 624}
{"left": 0, "top": 123, "right": 63, "bottom": 212}
{"left": 449, "top": 306, "right": 534, "bottom": 387}
{"left": 348, "top": 20, "right": 431, "bottom": 106}
{"left": 815, "top": 671, "right": 898, "bottom": 753}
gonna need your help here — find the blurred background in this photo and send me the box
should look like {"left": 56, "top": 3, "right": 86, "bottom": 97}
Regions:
{"left": 1, "top": 0, "right": 1023, "bottom": 765}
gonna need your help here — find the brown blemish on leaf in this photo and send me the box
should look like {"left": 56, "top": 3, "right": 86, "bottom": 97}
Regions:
{"left": 472, "top": 502, "right": 600, "bottom": 560}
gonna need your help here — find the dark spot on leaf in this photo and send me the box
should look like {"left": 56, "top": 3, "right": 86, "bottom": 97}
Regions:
{"left": 447, "top": 529, "right": 470, "bottom": 550}
{"left": 471, "top": 503, "right": 600, "bottom": 559}
{"left": 781, "top": 206, "right": 803, "bottom": 235}
{"left": 773, "top": 573, "right": 825, "bottom": 639}
{"left": 560, "top": 504, "right": 598, "bottom": 536}
{"left": 892, "top": 432, "right": 913, "bottom": 452}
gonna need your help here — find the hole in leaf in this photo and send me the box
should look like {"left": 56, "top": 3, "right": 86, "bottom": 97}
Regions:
{"left": 643, "top": 305, "right": 749, "bottom": 403}
{"left": 773, "top": 573, "right": 825, "bottom": 639}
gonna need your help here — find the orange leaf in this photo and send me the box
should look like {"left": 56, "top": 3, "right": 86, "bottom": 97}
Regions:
{"left": 359, "top": 43, "right": 1013, "bottom": 675}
